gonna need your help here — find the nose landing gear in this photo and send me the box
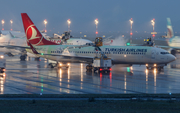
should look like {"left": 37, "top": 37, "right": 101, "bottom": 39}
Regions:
{"left": 146, "top": 65, "right": 164, "bottom": 71}
{"left": 48, "top": 62, "right": 70, "bottom": 69}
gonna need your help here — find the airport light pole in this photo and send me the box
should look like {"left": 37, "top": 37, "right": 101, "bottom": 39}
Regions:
{"left": 44, "top": 19, "right": 47, "bottom": 32}
{"left": 95, "top": 18, "right": 98, "bottom": 37}
{"left": 151, "top": 18, "right": 155, "bottom": 43}
{"left": 129, "top": 18, "right": 133, "bottom": 44}
{"left": 10, "top": 19, "right": 13, "bottom": 31}
{"left": 67, "top": 19, "right": 71, "bottom": 32}
{"left": 1, "top": 20, "right": 4, "bottom": 30}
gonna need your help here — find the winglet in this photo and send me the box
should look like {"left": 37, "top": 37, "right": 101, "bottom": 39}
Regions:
{"left": 28, "top": 42, "right": 39, "bottom": 54}
{"left": 9, "top": 31, "right": 15, "bottom": 38}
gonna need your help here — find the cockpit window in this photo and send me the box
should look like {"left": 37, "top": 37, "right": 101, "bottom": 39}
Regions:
{"left": 160, "top": 52, "right": 169, "bottom": 54}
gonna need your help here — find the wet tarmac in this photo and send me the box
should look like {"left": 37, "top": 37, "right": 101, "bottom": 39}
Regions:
{"left": 0, "top": 55, "right": 180, "bottom": 94}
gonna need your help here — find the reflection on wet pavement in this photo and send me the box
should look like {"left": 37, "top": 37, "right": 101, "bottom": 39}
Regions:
{"left": 1, "top": 55, "right": 180, "bottom": 94}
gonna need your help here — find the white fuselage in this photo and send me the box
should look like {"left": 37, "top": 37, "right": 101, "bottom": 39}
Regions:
{"left": 167, "top": 36, "right": 180, "bottom": 47}
{"left": 28, "top": 45, "right": 176, "bottom": 65}
{"left": 49, "top": 38, "right": 92, "bottom": 45}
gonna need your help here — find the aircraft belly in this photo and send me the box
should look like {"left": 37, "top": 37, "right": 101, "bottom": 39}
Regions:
{"left": 112, "top": 54, "right": 145, "bottom": 64}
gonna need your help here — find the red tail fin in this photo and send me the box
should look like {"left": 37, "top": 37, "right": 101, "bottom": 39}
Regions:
{"left": 21, "top": 13, "right": 58, "bottom": 46}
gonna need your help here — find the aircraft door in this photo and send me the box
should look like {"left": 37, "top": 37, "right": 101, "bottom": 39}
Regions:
{"left": 151, "top": 50, "right": 156, "bottom": 60}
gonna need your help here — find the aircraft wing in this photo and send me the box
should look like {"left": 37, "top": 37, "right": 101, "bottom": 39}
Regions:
{"left": 43, "top": 53, "right": 93, "bottom": 63}
{"left": 28, "top": 42, "right": 93, "bottom": 63}
{"left": 158, "top": 45, "right": 180, "bottom": 50}
{"left": 0, "top": 45, "right": 30, "bottom": 49}
{"left": 33, "top": 52, "right": 93, "bottom": 63}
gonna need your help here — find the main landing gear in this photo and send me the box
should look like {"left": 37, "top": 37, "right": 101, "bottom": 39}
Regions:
{"left": 146, "top": 64, "right": 165, "bottom": 71}
{"left": 86, "top": 64, "right": 93, "bottom": 72}
{"left": 20, "top": 54, "right": 27, "bottom": 61}
{"left": 20, "top": 51, "right": 27, "bottom": 61}
{"left": 48, "top": 62, "right": 70, "bottom": 69}
{"left": 146, "top": 66, "right": 164, "bottom": 71}
{"left": 34, "top": 57, "right": 40, "bottom": 61}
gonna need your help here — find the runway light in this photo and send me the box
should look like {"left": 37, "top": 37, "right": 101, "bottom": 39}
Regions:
{"left": 44, "top": 19, "right": 47, "bottom": 32}
{"left": 10, "top": 19, "right": 13, "bottom": 31}
{"left": 127, "top": 67, "right": 130, "bottom": 72}
{"left": 3, "top": 73, "right": 6, "bottom": 77}
{"left": 67, "top": 19, "right": 71, "bottom": 31}
{"left": 1, "top": 19, "right": 4, "bottom": 31}
{"left": 130, "top": 66, "right": 133, "bottom": 70}
{"left": 95, "top": 18, "right": 98, "bottom": 36}
{"left": 126, "top": 42, "right": 130, "bottom": 46}
{"left": 151, "top": 19, "right": 155, "bottom": 38}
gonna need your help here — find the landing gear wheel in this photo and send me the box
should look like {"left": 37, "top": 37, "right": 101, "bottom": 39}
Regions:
{"left": 86, "top": 64, "right": 93, "bottom": 72}
{"left": 34, "top": 57, "right": 40, "bottom": 61}
{"left": 0, "top": 68, "right": 4, "bottom": 73}
{"left": 86, "top": 64, "right": 93, "bottom": 70}
{"left": 146, "top": 67, "right": 154, "bottom": 70}
{"left": 20, "top": 55, "right": 26, "bottom": 61}
{"left": 157, "top": 66, "right": 163, "bottom": 71}
{"left": 48, "top": 63, "right": 54, "bottom": 68}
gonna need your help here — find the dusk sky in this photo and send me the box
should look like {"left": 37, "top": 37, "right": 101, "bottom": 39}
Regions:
{"left": 0, "top": 0, "right": 180, "bottom": 34}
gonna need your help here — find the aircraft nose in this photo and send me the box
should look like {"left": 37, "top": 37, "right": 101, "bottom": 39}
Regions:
{"left": 169, "top": 54, "right": 176, "bottom": 62}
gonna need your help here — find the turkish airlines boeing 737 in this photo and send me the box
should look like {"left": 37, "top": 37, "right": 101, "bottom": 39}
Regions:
{"left": 21, "top": 13, "right": 176, "bottom": 71}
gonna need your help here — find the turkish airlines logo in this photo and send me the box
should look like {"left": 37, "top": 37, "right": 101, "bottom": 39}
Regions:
{"left": 26, "top": 25, "right": 43, "bottom": 45}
